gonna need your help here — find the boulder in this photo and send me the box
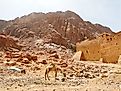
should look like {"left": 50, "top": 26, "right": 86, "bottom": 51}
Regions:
{"left": 50, "top": 53, "right": 59, "bottom": 59}
{"left": 22, "top": 58, "right": 30, "bottom": 64}
{"left": 31, "top": 55, "right": 37, "bottom": 61}
{"left": 24, "top": 53, "right": 37, "bottom": 61}
{"left": 0, "top": 52, "right": 3, "bottom": 57}
{"left": 8, "top": 66, "right": 26, "bottom": 74}
{"left": 0, "top": 35, "right": 22, "bottom": 51}
{"left": 4, "top": 61, "right": 16, "bottom": 66}
{"left": 40, "top": 60, "right": 47, "bottom": 64}
{"left": 72, "top": 51, "right": 84, "bottom": 61}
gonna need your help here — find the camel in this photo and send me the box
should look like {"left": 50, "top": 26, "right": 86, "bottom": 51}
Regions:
{"left": 45, "top": 62, "right": 66, "bottom": 81}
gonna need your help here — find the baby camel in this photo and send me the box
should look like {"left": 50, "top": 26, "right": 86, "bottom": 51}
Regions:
{"left": 45, "top": 62, "right": 66, "bottom": 80}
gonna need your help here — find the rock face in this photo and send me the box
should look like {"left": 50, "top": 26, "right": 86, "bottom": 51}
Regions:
{"left": 0, "top": 20, "right": 9, "bottom": 32}
{"left": 0, "top": 34, "right": 22, "bottom": 51}
{"left": 1, "top": 11, "right": 113, "bottom": 48}
{"left": 76, "top": 32, "right": 121, "bottom": 63}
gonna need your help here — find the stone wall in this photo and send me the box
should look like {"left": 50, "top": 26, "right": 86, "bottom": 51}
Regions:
{"left": 76, "top": 39, "right": 100, "bottom": 61}
{"left": 76, "top": 32, "right": 121, "bottom": 63}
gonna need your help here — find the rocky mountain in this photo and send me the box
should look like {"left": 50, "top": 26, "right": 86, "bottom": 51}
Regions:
{"left": 0, "top": 11, "right": 113, "bottom": 50}
{"left": 0, "top": 20, "right": 9, "bottom": 32}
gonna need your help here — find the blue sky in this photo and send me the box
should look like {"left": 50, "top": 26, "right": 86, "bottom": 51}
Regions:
{"left": 0, "top": 0, "right": 121, "bottom": 32}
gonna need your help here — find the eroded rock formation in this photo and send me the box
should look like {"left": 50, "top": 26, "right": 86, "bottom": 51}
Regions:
{"left": 0, "top": 34, "right": 22, "bottom": 51}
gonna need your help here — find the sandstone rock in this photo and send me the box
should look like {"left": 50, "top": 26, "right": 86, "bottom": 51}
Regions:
{"left": 59, "top": 63, "right": 68, "bottom": 67}
{"left": 40, "top": 60, "right": 47, "bottom": 64}
{"left": 31, "top": 55, "right": 37, "bottom": 61}
{"left": 0, "top": 35, "right": 22, "bottom": 51}
{"left": 22, "top": 58, "right": 30, "bottom": 64}
{"left": 5, "top": 52, "right": 23, "bottom": 59}
{"left": 4, "top": 60, "right": 16, "bottom": 66}
{"left": 17, "top": 57, "right": 23, "bottom": 62}
{"left": 49, "top": 53, "right": 59, "bottom": 59}
{"left": 0, "top": 52, "right": 3, "bottom": 57}
{"left": 31, "top": 66, "right": 41, "bottom": 71}
{"left": 4, "top": 51, "right": 12, "bottom": 58}
{"left": 24, "top": 53, "right": 37, "bottom": 61}
{"left": 72, "top": 51, "right": 83, "bottom": 61}
{"left": 100, "top": 73, "right": 109, "bottom": 78}
{"left": 47, "top": 50, "right": 57, "bottom": 54}
{"left": 36, "top": 51, "right": 44, "bottom": 55}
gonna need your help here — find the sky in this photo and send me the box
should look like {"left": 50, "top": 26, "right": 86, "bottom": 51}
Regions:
{"left": 0, "top": 0, "right": 121, "bottom": 32}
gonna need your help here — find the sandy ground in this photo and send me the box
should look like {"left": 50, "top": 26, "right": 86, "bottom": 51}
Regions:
{"left": 1, "top": 61, "right": 121, "bottom": 91}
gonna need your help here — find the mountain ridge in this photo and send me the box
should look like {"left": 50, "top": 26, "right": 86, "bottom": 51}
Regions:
{"left": 0, "top": 10, "right": 114, "bottom": 49}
